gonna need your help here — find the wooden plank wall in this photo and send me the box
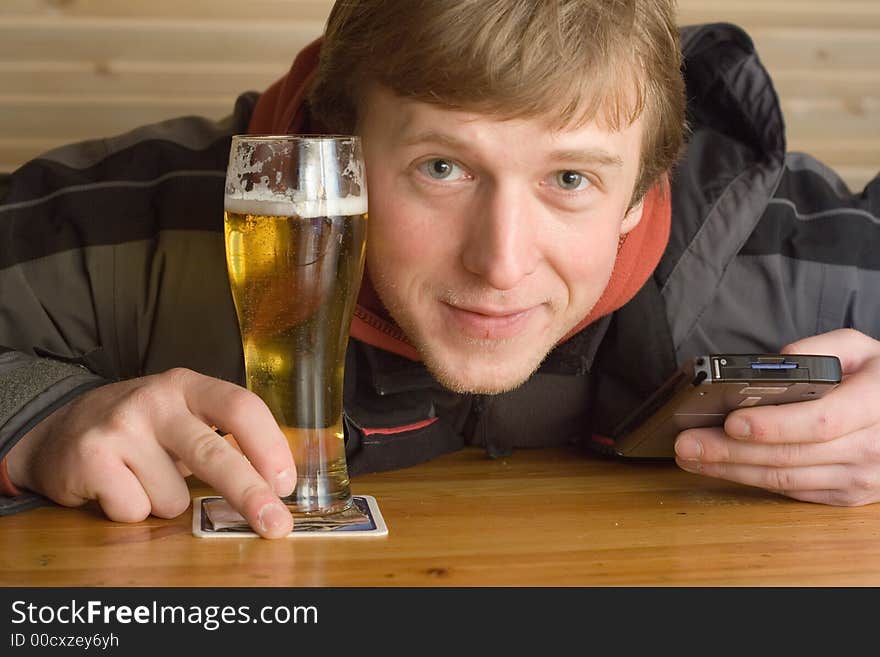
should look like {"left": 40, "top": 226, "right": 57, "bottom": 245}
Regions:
{"left": 0, "top": 0, "right": 877, "bottom": 191}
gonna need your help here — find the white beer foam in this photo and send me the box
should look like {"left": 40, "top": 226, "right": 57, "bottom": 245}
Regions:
{"left": 224, "top": 195, "right": 368, "bottom": 218}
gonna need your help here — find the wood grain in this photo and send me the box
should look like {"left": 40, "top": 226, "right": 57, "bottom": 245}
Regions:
{"left": 0, "top": 0, "right": 334, "bottom": 21}
{"left": 3, "top": 0, "right": 877, "bottom": 28}
{"left": 3, "top": 447, "right": 880, "bottom": 586}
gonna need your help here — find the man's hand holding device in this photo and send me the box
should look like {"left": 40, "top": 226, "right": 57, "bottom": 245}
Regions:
{"left": 615, "top": 329, "right": 880, "bottom": 506}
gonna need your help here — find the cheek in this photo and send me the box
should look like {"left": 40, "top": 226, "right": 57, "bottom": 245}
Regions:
{"left": 365, "top": 175, "right": 454, "bottom": 284}
{"left": 549, "top": 224, "right": 622, "bottom": 304}
{"left": 367, "top": 199, "right": 424, "bottom": 268}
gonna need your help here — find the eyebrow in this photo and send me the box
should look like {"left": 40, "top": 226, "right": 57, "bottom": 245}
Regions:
{"left": 401, "top": 131, "right": 624, "bottom": 169}
{"left": 547, "top": 148, "right": 624, "bottom": 169}
{"left": 401, "top": 131, "right": 469, "bottom": 150}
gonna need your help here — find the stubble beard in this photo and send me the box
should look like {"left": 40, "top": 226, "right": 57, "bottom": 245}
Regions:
{"left": 419, "top": 339, "right": 551, "bottom": 395}
{"left": 374, "top": 281, "right": 567, "bottom": 395}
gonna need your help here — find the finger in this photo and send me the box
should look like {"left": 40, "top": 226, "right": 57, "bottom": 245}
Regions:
{"left": 675, "top": 426, "right": 856, "bottom": 468}
{"left": 782, "top": 328, "right": 880, "bottom": 374}
{"left": 166, "top": 414, "right": 293, "bottom": 539}
{"left": 51, "top": 437, "right": 152, "bottom": 522}
{"left": 169, "top": 369, "right": 295, "bottom": 497}
{"left": 724, "top": 357, "right": 880, "bottom": 444}
{"left": 174, "top": 433, "right": 240, "bottom": 478}
{"left": 123, "top": 438, "right": 193, "bottom": 519}
{"left": 89, "top": 465, "right": 153, "bottom": 523}
{"left": 675, "top": 459, "right": 851, "bottom": 493}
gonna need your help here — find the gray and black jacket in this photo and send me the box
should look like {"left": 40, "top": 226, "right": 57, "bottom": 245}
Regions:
{"left": 2, "top": 24, "right": 878, "bottom": 514}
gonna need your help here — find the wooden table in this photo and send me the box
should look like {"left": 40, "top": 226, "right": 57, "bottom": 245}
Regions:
{"left": 3, "top": 447, "right": 879, "bottom": 586}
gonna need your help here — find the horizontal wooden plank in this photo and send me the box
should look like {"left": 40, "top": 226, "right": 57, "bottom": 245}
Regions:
{"left": 0, "top": 97, "right": 233, "bottom": 141}
{"left": 0, "top": 61, "right": 285, "bottom": 98}
{"left": 677, "top": 0, "right": 880, "bottom": 29}
{"left": 784, "top": 139, "right": 880, "bottom": 166}
{"left": 780, "top": 97, "right": 880, "bottom": 142}
{"left": 1, "top": 0, "right": 334, "bottom": 22}
{"left": 751, "top": 29, "right": 880, "bottom": 73}
{"left": 0, "top": 17, "right": 324, "bottom": 63}
{"left": 772, "top": 70, "right": 880, "bottom": 103}
{"left": 2, "top": 62, "right": 877, "bottom": 104}
{"left": 0, "top": 20, "right": 874, "bottom": 78}
{"left": 3, "top": 0, "right": 879, "bottom": 29}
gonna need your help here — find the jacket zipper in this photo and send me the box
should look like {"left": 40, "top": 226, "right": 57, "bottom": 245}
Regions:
{"left": 472, "top": 394, "right": 513, "bottom": 459}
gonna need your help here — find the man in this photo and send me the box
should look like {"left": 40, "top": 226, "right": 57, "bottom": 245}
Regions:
{"left": 1, "top": 1, "right": 878, "bottom": 538}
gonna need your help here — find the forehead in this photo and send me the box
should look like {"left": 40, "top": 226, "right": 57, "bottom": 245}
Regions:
{"left": 359, "top": 85, "right": 644, "bottom": 162}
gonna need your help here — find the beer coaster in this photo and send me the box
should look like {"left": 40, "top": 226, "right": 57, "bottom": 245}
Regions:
{"left": 192, "top": 494, "right": 388, "bottom": 538}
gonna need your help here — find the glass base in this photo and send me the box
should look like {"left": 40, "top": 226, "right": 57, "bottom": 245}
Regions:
{"left": 281, "top": 468, "right": 353, "bottom": 516}
{"left": 282, "top": 495, "right": 354, "bottom": 518}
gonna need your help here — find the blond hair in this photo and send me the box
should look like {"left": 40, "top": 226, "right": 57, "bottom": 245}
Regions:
{"left": 310, "top": 0, "right": 686, "bottom": 204}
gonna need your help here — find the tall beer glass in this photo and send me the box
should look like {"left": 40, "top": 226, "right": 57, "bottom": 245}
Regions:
{"left": 223, "top": 135, "right": 367, "bottom": 515}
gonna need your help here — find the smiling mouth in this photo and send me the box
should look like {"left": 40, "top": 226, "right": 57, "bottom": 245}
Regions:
{"left": 441, "top": 302, "right": 538, "bottom": 340}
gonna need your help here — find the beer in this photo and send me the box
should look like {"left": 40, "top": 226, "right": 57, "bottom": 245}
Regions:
{"left": 224, "top": 196, "right": 367, "bottom": 514}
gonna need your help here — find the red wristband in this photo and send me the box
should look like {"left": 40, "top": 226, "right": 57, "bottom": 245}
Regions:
{"left": 0, "top": 457, "right": 23, "bottom": 497}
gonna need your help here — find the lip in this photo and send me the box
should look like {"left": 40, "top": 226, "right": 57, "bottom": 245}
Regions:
{"left": 441, "top": 302, "right": 538, "bottom": 340}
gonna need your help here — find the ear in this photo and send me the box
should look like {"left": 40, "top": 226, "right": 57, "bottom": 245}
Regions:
{"left": 619, "top": 198, "right": 645, "bottom": 235}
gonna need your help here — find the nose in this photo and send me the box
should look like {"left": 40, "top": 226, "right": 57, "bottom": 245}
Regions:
{"left": 460, "top": 183, "right": 540, "bottom": 291}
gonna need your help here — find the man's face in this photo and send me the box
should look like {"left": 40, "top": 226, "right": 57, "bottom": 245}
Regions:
{"left": 359, "top": 86, "right": 646, "bottom": 394}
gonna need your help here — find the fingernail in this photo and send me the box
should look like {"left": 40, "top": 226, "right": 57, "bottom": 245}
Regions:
{"left": 274, "top": 468, "right": 296, "bottom": 497}
{"left": 257, "top": 503, "right": 291, "bottom": 537}
{"left": 727, "top": 417, "right": 751, "bottom": 439}
{"left": 675, "top": 438, "right": 702, "bottom": 459}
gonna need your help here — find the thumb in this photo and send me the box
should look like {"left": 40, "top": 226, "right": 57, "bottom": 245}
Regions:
{"left": 782, "top": 329, "right": 880, "bottom": 374}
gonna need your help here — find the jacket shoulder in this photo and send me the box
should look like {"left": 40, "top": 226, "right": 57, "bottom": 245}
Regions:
{"left": 3, "top": 92, "right": 259, "bottom": 208}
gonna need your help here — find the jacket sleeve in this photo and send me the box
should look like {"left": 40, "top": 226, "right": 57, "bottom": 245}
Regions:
{"left": 0, "top": 93, "right": 258, "bottom": 515}
{"left": 673, "top": 154, "right": 880, "bottom": 361}
{"left": 740, "top": 154, "right": 880, "bottom": 337}
{"left": 0, "top": 350, "right": 106, "bottom": 514}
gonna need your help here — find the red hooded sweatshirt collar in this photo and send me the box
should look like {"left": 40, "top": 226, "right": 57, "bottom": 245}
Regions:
{"left": 248, "top": 39, "right": 671, "bottom": 363}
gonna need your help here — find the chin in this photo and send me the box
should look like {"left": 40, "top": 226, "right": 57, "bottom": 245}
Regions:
{"left": 418, "top": 340, "right": 549, "bottom": 395}
{"left": 381, "top": 292, "right": 568, "bottom": 394}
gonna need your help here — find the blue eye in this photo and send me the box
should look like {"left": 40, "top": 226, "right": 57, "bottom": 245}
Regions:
{"left": 555, "top": 171, "right": 590, "bottom": 191}
{"left": 419, "top": 158, "right": 464, "bottom": 181}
